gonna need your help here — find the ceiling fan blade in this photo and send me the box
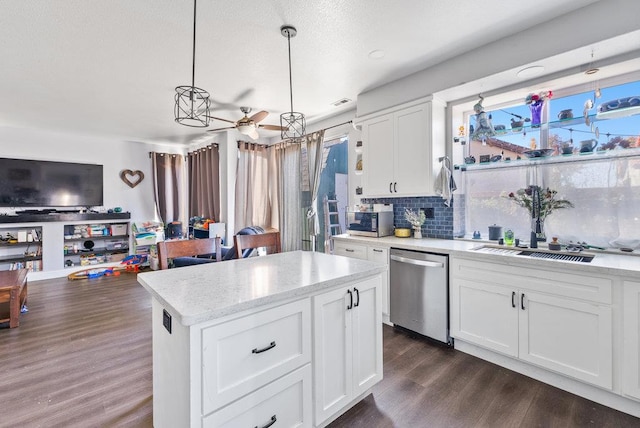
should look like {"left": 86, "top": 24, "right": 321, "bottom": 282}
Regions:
{"left": 208, "top": 116, "right": 237, "bottom": 125}
{"left": 248, "top": 129, "right": 260, "bottom": 140}
{"left": 259, "top": 124, "right": 288, "bottom": 131}
{"left": 207, "top": 126, "right": 236, "bottom": 133}
{"left": 248, "top": 110, "right": 269, "bottom": 123}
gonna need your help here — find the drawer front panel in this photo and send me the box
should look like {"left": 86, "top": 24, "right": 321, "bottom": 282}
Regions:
{"left": 203, "top": 364, "right": 311, "bottom": 427}
{"left": 333, "top": 242, "right": 367, "bottom": 260}
{"left": 451, "top": 257, "right": 612, "bottom": 304}
{"left": 201, "top": 299, "right": 311, "bottom": 413}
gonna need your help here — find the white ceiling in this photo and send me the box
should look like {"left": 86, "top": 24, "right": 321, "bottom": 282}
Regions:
{"left": 0, "top": 0, "right": 614, "bottom": 146}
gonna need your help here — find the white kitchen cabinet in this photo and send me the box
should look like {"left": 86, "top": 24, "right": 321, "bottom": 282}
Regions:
{"left": 334, "top": 241, "right": 390, "bottom": 322}
{"left": 203, "top": 365, "right": 311, "bottom": 428}
{"left": 313, "top": 276, "right": 382, "bottom": 426}
{"left": 450, "top": 278, "right": 518, "bottom": 356}
{"left": 623, "top": 280, "right": 640, "bottom": 400}
{"left": 359, "top": 97, "right": 445, "bottom": 198}
{"left": 450, "top": 257, "right": 613, "bottom": 389}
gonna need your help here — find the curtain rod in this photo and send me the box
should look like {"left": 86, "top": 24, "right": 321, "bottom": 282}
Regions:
{"left": 322, "top": 120, "right": 352, "bottom": 132}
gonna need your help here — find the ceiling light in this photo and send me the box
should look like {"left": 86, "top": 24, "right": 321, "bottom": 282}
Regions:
{"left": 237, "top": 123, "right": 254, "bottom": 135}
{"left": 174, "top": 0, "right": 211, "bottom": 127}
{"left": 368, "top": 50, "right": 385, "bottom": 59}
{"left": 516, "top": 65, "right": 545, "bottom": 78}
{"left": 280, "top": 25, "right": 306, "bottom": 139}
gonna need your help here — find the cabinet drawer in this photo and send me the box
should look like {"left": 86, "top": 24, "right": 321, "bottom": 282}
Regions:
{"left": 201, "top": 299, "right": 311, "bottom": 414}
{"left": 334, "top": 242, "right": 367, "bottom": 260}
{"left": 203, "top": 364, "right": 312, "bottom": 427}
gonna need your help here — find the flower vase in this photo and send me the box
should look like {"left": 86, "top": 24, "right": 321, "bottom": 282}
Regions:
{"left": 413, "top": 227, "right": 422, "bottom": 239}
{"left": 535, "top": 218, "right": 546, "bottom": 242}
{"left": 529, "top": 100, "right": 544, "bottom": 128}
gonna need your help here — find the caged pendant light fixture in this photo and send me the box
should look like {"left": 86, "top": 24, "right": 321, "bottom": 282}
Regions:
{"left": 280, "top": 25, "right": 306, "bottom": 139}
{"left": 174, "top": 0, "right": 211, "bottom": 127}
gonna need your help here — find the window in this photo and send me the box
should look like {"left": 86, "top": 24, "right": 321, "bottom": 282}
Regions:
{"left": 458, "top": 75, "right": 640, "bottom": 248}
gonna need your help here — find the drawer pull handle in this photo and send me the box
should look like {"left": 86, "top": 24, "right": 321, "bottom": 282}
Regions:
{"left": 373, "top": 249, "right": 383, "bottom": 253}
{"left": 255, "top": 415, "right": 277, "bottom": 428}
{"left": 345, "top": 249, "right": 355, "bottom": 252}
{"left": 252, "top": 341, "right": 276, "bottom": 354}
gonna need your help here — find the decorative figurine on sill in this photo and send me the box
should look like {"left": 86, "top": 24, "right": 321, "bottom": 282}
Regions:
{"left": 470, "top": 95, "right": 495, "bottom": 143}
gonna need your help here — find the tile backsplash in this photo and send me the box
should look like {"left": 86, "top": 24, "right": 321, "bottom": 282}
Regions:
{"left": 361, "top": 196, "right": 454, "bottom": 239}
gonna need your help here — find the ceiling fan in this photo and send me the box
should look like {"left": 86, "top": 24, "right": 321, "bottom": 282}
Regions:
{"left": 207, "top": 107, "right": 287, "bottom": 139}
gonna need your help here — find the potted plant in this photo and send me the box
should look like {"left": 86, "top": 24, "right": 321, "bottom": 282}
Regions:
{"left": 404, "top": 208, "right": 426, "bottom": 239}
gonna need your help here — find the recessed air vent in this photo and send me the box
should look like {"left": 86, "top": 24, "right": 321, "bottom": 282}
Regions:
{"left": 331, "top": 98, "right": 352, "bottom": 107}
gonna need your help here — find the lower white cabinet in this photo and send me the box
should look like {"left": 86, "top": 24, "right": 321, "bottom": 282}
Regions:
{"left": 450, "top": 257, "right": 613, "bottom": 389}
{"left": 203, "top": 365, "right": 312, "bottom": 428}
{"left": 623, "top": 281, "right": 640, "bottom": 400}
{"left": 313, "top": 276, "right": 383, "bottom": 425}
{"left": 334, "top": 241, "right": 390, "bottom": 321}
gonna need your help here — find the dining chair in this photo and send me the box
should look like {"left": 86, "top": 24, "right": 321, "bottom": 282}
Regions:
{"left": 157, "top": 237, "right": 222, "bottom": 270}
{"left": 233, "top": 231, "right": 281, "bottom": 258}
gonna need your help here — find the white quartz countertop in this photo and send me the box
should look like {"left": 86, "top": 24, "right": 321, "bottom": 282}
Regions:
{"left": 333, "top": 234, "right": 640, "bottom": 276}
{"left": 137, "top": 250, "right": 386, "bottom": 326}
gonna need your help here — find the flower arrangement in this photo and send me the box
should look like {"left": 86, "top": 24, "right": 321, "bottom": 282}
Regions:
{"left": 505, "top": 185, "right": 573, "bottom": 220}
{"left": 404, "top": 208, "right": 426, "bottom": 229}
{"left": 525, "top": 90, "right": 553, "bottom": 105}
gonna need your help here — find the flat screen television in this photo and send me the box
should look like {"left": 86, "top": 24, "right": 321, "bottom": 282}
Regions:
{"left": 0, "top": 158, "right": 104, "bottom": 207}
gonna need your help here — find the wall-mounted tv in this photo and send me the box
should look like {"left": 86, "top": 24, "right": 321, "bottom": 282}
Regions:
{"left": 0, "top": 158, "right": 104, "bottom": 207}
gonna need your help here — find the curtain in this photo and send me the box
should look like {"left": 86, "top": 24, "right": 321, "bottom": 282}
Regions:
{"left": 304, "top": 131, "right": 325, "bottom": 251}
{"left": 269, "top": 141, "right": 302, "bottom": 251}
{"left": 150, "top": 152, "right": 186, "bottom": 227}
{"left": 188, "top": 144, "right": 220, "bottom": 221}
{"left": 235, "top": 142, "right": 270, "bottom": 232}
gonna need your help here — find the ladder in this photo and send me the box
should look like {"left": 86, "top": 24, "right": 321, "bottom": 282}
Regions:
{"left": 323, "top": 195, "right": 342, "bottom": 253}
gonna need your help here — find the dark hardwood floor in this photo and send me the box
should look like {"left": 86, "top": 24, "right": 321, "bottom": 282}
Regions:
{"left": 1, "top": 273, "right": 638, "bottom": 427}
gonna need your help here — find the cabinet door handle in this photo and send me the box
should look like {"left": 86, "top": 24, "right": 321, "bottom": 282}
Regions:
{"left": 347, "top": 289, "right": 353, "bottom": 310}
{"left": 252, "top": 341, "right": 276, "bottom": 354}
{"left": 512, "top": 291, "right": 516, "bottom": 308}
{"left": 373, "top": 248, "right": 383, "bottom": 253}
{"left": 389, "top": 182, "right": 393, "bottom": 193}
{"left": 354, "top": 287, "right": 360, "bottom": 307}
{"left": 394, "top": 182, "right": 397, "bottom": 192}
{"left": 255, "top": 415, "right": 277, "bottom": 428}
{"left": 521, "top": 293, "right": 526, "bottom": 310}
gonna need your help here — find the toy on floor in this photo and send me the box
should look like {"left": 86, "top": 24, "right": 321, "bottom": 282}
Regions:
{"left": 67, "top": 254, "right": 148, "bottom": 280}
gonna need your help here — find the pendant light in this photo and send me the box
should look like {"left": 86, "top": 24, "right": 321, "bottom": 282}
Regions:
{"left": 174, "top": 0, "right": 211, "bottom": 127}
{"left": 280, "top": 25, "right": 306, "bottom": 139}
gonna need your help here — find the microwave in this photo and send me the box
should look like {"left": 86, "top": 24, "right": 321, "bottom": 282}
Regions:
{"left": 346, "top": 211, "right": 394, "bottom": 237}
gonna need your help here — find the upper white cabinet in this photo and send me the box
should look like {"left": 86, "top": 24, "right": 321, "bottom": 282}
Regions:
{"left": 358, "top": 97, "right": 445, "bottom": 198}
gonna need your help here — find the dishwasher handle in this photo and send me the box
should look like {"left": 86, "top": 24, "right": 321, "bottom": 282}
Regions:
{"left": 390, "top": 254, "right": 444, "bottom": 268}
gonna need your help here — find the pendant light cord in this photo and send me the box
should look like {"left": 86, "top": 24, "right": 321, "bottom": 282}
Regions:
{"left": 287, "top": 31, "right": 294, "bottom": 113}
{"left": 191, "top": 0, "right": 197, "bottom": 95}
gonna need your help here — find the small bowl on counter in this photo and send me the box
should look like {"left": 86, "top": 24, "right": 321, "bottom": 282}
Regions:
{"left": 394, "top": 228, "right": 411, "bottom": 238}
{"left": 523, "top": 149, "right": 554, "bottom": 158}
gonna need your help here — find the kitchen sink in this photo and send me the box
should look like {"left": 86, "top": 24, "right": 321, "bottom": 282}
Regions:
{"left": 472, "top": 245, "right": 594, "bottom": 263}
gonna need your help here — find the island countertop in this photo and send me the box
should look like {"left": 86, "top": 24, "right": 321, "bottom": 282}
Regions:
{"left": 137, "top": 250, "right": 386, "bottom": 326}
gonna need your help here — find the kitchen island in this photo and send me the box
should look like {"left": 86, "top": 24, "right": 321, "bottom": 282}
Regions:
{"left": 138, "top": 250, "right": 386, "bottom": 428}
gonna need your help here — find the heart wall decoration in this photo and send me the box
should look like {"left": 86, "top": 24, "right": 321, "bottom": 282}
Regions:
{"left": 120, "top": 169, "right": 145, "bottom": 188}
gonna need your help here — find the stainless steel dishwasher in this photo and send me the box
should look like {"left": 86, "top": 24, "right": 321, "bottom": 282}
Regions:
{"left": 390, "top": 248, "right": 450, "bottom": 344}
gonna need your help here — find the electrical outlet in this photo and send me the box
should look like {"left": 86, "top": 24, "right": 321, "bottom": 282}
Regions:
{"left": 421, "top": 208, "right": 435, "bottom": 219}
{"left": 163, "top": 309, "right": 172, "bottom": 333}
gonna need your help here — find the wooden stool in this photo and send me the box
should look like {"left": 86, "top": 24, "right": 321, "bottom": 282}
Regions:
{"left": 0, "top": 269, "right": 28, "bottom": 328}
